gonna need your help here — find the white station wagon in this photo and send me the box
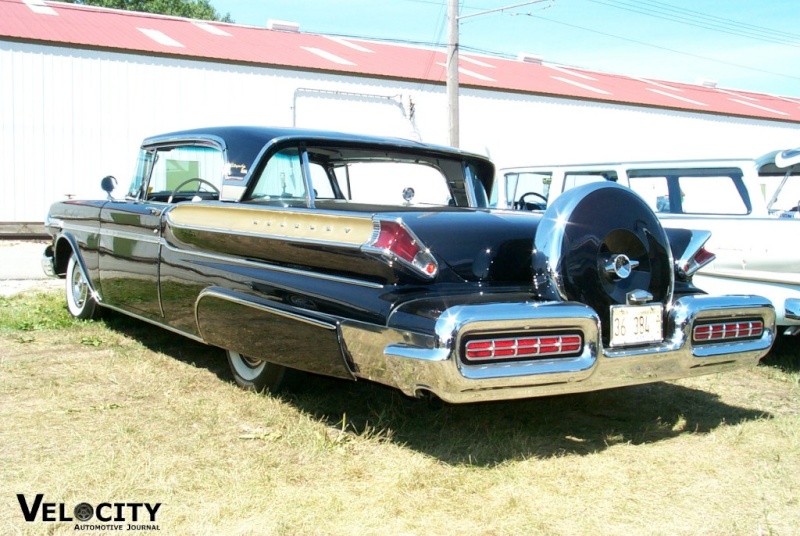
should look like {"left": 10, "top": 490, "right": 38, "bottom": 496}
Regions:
{"left": 495, "top": 149, "right": 800, "bottom": 335}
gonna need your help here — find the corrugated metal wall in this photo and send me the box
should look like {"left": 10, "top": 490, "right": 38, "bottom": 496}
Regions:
{"left": 2, "top": 39, "right": 799, "bottom": 224}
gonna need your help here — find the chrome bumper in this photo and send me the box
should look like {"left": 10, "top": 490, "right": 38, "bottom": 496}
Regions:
{"left": 342, "top": 295, "right": 775, "bottom": 404}
{"left": 41, "top": 245, "right": 57, "bottom": 278}
{"left": 785, "top": 298, "right": 800, "bottom": 321}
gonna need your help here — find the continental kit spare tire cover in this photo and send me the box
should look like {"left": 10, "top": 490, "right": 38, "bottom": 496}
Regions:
{"left": 533, "top": 182, "right": 674, "bottom": 341}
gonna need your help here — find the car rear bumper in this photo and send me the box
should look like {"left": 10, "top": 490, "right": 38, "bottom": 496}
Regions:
{"left": 692, "top": 273, "right": 800, "bottom": 327}
{"left": 342, "top": 295, "right": 775, "bottom": 404}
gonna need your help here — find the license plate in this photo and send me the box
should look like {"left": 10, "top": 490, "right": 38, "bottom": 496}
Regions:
{"left": 609, "top": 304, "right": 663, "bottom": 347}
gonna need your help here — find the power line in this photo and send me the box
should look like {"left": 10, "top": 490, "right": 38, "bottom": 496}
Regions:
{"left": 588, "top": 0, "right": 800, "bottom": 48}
{"left": 513, "top": 13, "right": 800, "bottom": 83}
{"left": 389, "top": 0, "right": 800, "bottom": 85}
{"left": 619, "top": 0, "right": 800, "bottom": 41}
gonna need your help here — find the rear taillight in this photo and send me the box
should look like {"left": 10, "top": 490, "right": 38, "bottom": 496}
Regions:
{"left": 464, "top": 333, "right": 583, "bottom": 363}
{"left": 693, "top": 319, "right": 764, "bottom": 343}
{"left": 363, "top": 219, "right": 438, "bottom": 278}
{"left": 678, "top": 246, "right": 715, "bottom": 279}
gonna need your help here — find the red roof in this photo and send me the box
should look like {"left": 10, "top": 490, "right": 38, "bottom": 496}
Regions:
{"left": 2, "top": 0, "right": 800, "bottom": 123}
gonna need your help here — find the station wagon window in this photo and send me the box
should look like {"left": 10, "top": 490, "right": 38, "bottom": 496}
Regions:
{"left": 504, "top": 171, "right": 552, "bottom": 206}
{"left": 627, "top": 176, "right": 670, "bottom": 212}
{"left": 628, "top": 168, "right": 749, "bottom": 215}
{"left": 563, "top": 171, "right": 616, "bottom": 191}
{"left": 766, "top": 170, "right": 800, "bottom": 214}
{"left": 130, "top": 144, "right": 225, "bottom": 202}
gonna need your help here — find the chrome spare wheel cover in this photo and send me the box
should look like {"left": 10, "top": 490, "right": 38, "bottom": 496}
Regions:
{"left": 533, "top": 182, "right": 674, "bottom": 342}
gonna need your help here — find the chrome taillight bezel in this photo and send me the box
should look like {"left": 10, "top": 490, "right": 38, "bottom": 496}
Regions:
{"left": 463, "top": 332, "right": 584, "bottom": 364}
{"left": 692, "top": 318, "right": 764, "bottom": 343}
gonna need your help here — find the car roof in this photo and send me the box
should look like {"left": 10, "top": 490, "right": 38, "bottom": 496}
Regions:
{"left": 141, "top": 125, "right": 497, "bottom": 198}
{"left": 143, "top": 125, "right": 494, "bottom": 182}
{"left": 143, "top": 125, "right": 490, "bottom": 161}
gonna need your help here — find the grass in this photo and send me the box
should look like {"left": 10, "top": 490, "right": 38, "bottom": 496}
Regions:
{"left": 1, "top": 289, "right": 799, "bottom": 535}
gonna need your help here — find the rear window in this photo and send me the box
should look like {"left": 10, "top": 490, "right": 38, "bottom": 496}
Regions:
{"left": 333, "top": 162, "right": 452, "bottom": 205}
{"left": 243, "top": 145, "right": 488, "bottom": 208}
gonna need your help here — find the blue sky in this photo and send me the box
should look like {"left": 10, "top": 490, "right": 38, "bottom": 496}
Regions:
{"left": 209, "top": 0, "right": 800, "bottom": 98}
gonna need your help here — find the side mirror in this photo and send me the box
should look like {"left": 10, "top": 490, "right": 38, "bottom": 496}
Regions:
{"left": 101, "top": 176, "right": 117, "bottom": 200}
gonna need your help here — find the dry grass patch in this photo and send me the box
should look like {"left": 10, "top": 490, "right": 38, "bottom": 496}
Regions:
{"left": 1, "top": 290, "right": 799, "bottom": 535}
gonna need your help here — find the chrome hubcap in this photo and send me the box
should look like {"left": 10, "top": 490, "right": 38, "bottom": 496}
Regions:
{"left": 71, "top": 266, "right": 87, "bottom": 307}
{"left": 241, "top": 354, "right": 263, "bottom": 369}
{"left": 604, "top": 253, "right": 639, "bottom": 280}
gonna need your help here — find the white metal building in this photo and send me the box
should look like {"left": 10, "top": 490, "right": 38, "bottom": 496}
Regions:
{"left": 2, "top": 0, "right": 799, "bottom": 233}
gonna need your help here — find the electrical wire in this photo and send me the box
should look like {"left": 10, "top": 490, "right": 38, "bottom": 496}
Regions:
{"left": 588, "top": 0, "right": 800, "bottom": 48}
{"left": 511, "top": 13, "right": 800, "bottom": 83}
{"left": 386, "top": 0, "right": 800, "bottom": 86}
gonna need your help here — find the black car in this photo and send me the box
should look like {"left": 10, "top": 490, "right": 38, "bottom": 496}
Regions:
{"left": 42, "top": 126, "right": 775, "bottom": 403}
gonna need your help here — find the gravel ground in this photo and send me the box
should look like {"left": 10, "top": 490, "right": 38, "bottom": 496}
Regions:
{"left": 0, "top": 240, "right": 63, "bottom": 297}
{"left": 0, "top": 279, "right": 63, "bottom": 298}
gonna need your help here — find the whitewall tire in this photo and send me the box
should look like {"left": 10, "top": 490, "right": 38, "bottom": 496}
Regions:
{"left": 226, "top": 350, "right": 295, "bottom": 393}
{"left": 65, "top": 254, "right": 98, "bottom": 320}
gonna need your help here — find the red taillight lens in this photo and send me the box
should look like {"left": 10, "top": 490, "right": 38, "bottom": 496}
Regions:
{"left": 693, "top": 319, "right": 764, "bottom": 343}
{"left": 678, "top": 246, "right": 716, "bottom": 279}
{"left": 693, "top": 247, "right": 715, "bottom": 266}
{"left": 373, "top": 221, "right": 419, "bottom": 264}
{"left": 464, "top": 333, "right": 583, "bottom": 363}
{"left": 364, "top": 219, "right": 438, "bottom": 278}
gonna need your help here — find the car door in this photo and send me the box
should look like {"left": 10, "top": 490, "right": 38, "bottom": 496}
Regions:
{"left": 98, "top": 147, "right": 165, "bottom": 319}
{"left": 98, "top": 141, "right": 227, "bottom": 320}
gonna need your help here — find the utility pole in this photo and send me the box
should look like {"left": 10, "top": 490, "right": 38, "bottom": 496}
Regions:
{"left": 447, "top": 0, "right": 460, "bottom": 148}
{"left": 446, "top": 0, "right": 549, "bottom": 148}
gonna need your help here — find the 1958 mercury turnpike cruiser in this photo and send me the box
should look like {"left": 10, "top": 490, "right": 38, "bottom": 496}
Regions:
{"left": 42, "top": 127, "right": 775, "bottom": 404}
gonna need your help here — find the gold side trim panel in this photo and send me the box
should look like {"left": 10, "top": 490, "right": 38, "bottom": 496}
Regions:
{"left": 168, "top": 204, "right": 374, "bottom": 245}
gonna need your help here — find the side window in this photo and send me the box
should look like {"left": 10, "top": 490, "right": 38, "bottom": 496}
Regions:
{"left": 629, "top": 176, "right": 670, "bottom": 212}
{"left": 145, "top": 145, "right": 224, "bottom": 202}
{"left": 774, "top": 176, "right": 800, "bottom": 213}
{"left": 127, "top": 149, "right": 155, "bottom": 199}
{"left": 309, "top": 163, "right": 336, "bottom": 199}
{"left": 678, "top": 175, "right": 747, "bottom": 214}
{"left": 563, "top": 171, "right": 616, "bottom": 191}
{"left": 506, "top": 172, "right": 551, "bottom": 206}
{"left": 249, "top": 149, "right": 306, "bottom": 200}
{"left": 628, "top": 168, "right": 749, "bottom": 215}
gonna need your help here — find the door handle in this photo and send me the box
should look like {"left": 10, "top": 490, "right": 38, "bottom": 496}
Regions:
{"left": 148, "top": 208, "right": 162, "bottom": 216}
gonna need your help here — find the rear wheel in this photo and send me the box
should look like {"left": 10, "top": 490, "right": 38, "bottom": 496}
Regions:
{"left": 65, "top": 254, "right": 98, "bottom": 320}
{"left": 226, "top": 350, "right": 296, "bottom": 393}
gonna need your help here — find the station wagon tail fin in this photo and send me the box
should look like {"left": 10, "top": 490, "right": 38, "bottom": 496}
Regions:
{"left": 664, "top": 228, "right": 716, "bottom": 280}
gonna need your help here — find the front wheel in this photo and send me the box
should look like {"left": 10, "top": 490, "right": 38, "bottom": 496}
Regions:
{"left": 226, "top": 350, "right": 297, "bottom": 393}
{"left": 65, "top": 254, "right": 98, "bottom": 320}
